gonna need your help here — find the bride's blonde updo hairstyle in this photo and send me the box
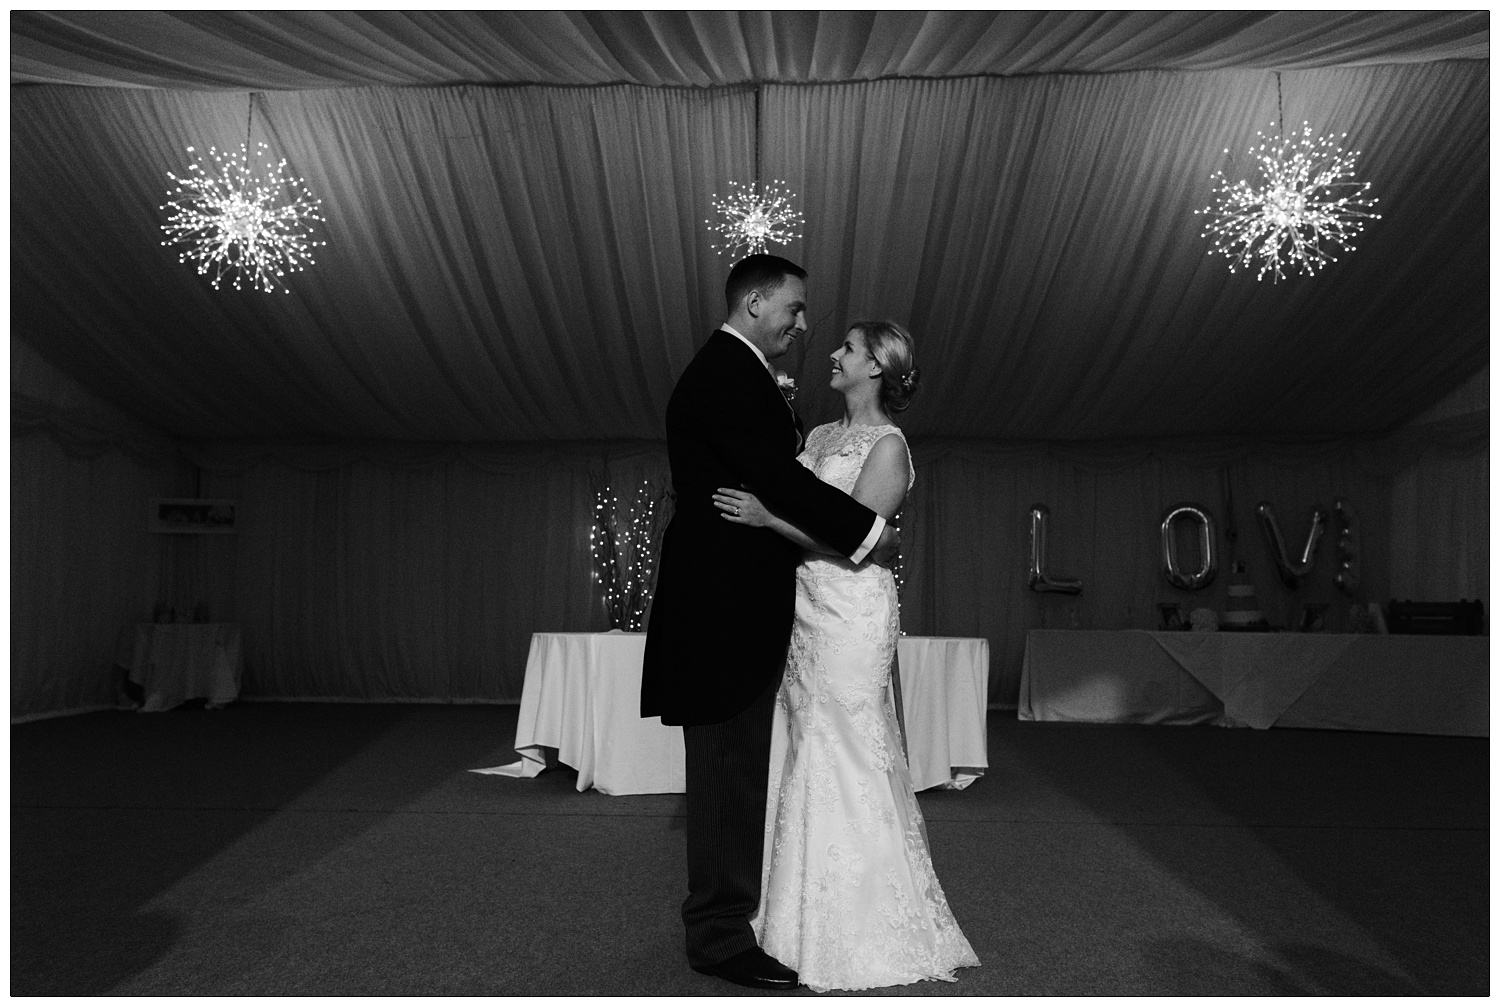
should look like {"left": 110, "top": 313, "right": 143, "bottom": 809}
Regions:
{"left": 850, "top": 320, "right": 920, "bottom": 413}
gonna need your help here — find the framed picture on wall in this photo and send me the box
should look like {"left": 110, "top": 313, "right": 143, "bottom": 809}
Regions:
{"left": 149, "top": 498, "right": 237, "bottom": 534}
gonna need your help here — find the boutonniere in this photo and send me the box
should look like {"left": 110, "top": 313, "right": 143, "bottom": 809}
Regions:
{"left": 774, "top": 371, "right": 797, "bottom": 404}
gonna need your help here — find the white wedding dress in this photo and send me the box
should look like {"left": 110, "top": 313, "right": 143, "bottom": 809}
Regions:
{"left": 751, "top": 421, "right": 980, "bottom": 992}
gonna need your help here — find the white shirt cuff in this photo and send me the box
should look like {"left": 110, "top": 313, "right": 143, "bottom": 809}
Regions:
{"left": 848, "top": 514, "right": 886, "bottom": 563}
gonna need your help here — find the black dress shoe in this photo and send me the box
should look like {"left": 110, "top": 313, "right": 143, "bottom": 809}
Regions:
{"left": 692, "top": 947, "right": 799, "bottom": 989}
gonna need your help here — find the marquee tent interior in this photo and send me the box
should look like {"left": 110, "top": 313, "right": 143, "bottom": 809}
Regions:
{"left": 10, "top": 11, "right": 1489, "bottom": 722}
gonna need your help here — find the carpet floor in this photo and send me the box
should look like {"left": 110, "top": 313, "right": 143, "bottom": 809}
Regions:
{"left": 10, "top": 702, "right": 1488, "bottom": 996}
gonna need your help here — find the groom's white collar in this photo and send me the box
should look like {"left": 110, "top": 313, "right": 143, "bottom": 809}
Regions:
{"left": 718, "top": 323, "right": 770, "bottom": 372}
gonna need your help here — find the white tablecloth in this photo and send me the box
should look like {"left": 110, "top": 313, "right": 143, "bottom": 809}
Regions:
{"left": 114, "top": 623, "right": 243, "bottom": 712}
{"left": 1018, "top": 629, "right": 1488, "bottom": 737}
{"left": 474, "top": 631, "right": 989, "bottom": 795}
{"left": 896, "top": 636, "right": 990, "bottom": 791}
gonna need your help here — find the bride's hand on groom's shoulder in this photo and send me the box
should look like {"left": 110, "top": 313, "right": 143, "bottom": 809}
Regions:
{"left": 712, "top": 487, "right": 770, "bottom": 528}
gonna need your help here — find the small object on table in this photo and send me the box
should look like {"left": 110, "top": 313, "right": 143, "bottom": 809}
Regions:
{"left": 1386, "top": 599, "right": 1485, "bottom": 635}
{"left": 1297, "top": 602, "right": 1330, "bottom": 632}
{"left": 1158, "top": 603, "right": 1184, "bottom": 631}
{"left": 1222, "top": 559, "right": 1267, "bottom": 631}
{"left": 1190, "top": 607, "right": 1219, "bottom": 632}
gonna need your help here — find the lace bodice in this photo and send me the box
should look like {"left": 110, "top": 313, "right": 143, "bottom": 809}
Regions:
{"left": 797, "top": 421, "right": 914, "bottom": 496}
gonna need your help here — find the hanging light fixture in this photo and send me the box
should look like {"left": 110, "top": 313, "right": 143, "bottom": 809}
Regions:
{"left": 1197, "top": 74, "right": 1380, "bottom": 283}
{"left": 707, "top": 179, "right": 804, "bottom": 259}
{"left": 706, "top": 86, "right": 804, "bottom": 260}
{"left": 160, "top": 93, "right": 326, "bottom": 293}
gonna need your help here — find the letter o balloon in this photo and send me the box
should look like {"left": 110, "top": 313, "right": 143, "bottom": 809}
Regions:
{"left": 1161, "top": 503, "right": 1218, "bottom": 591}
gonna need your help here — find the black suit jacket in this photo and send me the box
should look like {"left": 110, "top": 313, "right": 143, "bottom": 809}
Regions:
{"left": 641, "top": 330, "right": 880, "bottom": 726}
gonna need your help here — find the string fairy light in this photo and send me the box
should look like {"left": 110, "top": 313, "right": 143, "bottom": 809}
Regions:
{"left": 590, "top": 477, "right": 674, "bottom": 632}
{"left": 160, "top": 94, "right": 325, "bottom": 293}
{"left": 1197, "top": 74, "right": 1380, "bottom": 283}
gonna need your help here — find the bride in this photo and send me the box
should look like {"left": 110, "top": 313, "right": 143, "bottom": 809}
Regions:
{"left": 712, "top": 320, "right": 979, "bottom": 992}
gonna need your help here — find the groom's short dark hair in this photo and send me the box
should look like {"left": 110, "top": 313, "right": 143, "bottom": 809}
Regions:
{"left": 725, "top": 254, "right": 806, "bottom": 314}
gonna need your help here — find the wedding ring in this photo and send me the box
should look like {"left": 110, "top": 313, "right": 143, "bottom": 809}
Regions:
{"left": 734, "top": 506, "right": 740, "bottom": 516}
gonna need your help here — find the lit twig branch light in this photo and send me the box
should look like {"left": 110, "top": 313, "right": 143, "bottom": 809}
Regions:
{"left": 706, "top": 180, "right": 804, "bottom": 259}
{"left": 1197, "top": 121, "right": 1380, "bottom": 283}
{"left": 590, "top": 476, "right": 675, "bottom": 632}
{"left": 160, "top": 141, "right": 326, "bottom": 293}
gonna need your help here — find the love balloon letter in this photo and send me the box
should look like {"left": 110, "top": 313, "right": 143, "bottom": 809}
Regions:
{"left": 1027, "top": 505, "right": 1083, "bottom": 594}
{"left": 1255, "top": 501, "right": 1328, "bottom": 588}
{"left": 1160, "top": 504, "right": 1218, "bottom": 590}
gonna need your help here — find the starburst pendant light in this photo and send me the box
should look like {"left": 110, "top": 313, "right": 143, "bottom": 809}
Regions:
{"left": 160, "top": 94, "right": 326, "bottom": 293}
{"left": 707, "top": 179, "right": 804, "bottom": 259}
{"left": 706, "top": 87, "right": 804, "bottom": 260}
{"left": 1197, "top": 74, "right": 1380, "bottom": 283}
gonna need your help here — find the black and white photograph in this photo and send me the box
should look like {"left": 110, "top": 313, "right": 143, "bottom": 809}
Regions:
{"left": 10, "top": 11, "right": 1488, "bottom": 997}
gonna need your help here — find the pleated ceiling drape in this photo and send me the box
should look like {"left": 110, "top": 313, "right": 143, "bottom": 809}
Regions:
{"left": 11, "top": 63, "right": 1488, "bottom": 443}
{"left": 763, "top": 63, "right": 1487, "bottom": 438}
{"left": 12, "top": 11, "right": 1488, "bottom": 88}
{"left": 13, "top": 84, "right": 754, "bottom": 439}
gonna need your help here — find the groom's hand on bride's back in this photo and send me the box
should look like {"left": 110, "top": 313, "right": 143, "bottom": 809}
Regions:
{"left": 869, "top": 523, "right": 900, "bottom": 568}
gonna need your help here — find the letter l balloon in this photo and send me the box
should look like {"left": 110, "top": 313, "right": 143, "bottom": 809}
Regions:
{"left": 1028, "top": 505, "right": 1083, "bottom": 594}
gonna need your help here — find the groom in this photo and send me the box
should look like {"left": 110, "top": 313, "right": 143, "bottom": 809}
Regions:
{"left": 642, "top": 254, "right": 896, "bottom": 989}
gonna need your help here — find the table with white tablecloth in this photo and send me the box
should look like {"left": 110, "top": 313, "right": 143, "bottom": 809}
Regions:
{"left": 114, "top": 623, "right": 243, "bottom": 712}
{"left": 1018, "top": 629, "right": 1487, "bottom": 737}
{"left": 474, "top": 631, "right": 989, "bottom": 795}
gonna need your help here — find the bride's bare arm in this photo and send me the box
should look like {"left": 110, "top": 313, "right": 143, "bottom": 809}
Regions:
{"left": 711, "top": 488, "right": 841, "bottom": 554}
{"left": 848, "top": 433, "right": 910, "bottom": 520}
{"left": 713, "top": 433, "right": 910, "bottom": 551}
